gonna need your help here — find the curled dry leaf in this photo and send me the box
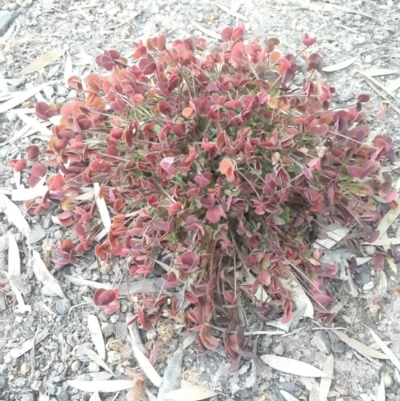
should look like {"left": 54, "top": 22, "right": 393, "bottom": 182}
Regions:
{"left": 260, "top": 355, "right": 331, "bottom": 378}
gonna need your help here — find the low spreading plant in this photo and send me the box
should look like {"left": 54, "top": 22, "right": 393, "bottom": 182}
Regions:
{"left": 16, "top": 25, "right": 396, "bottom": 367}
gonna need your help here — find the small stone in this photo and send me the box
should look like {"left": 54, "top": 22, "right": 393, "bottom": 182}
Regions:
{"left": 88, "top": 362, "right": 100, "bottom": 372}
{"left": 115, "top": 322, "right": 128, "bottom": 339}
{"left": 8, "top": 3, "right": 18, "bottom": 10}
{"left": 385, "top": 372, "right": 393, "bottom": 388}
{"left": 100, "top": 263, "right": 111, "bottom": 275}
{"left": 53, "top": 375, "right": 65, "bottom": 383}
{"left": 107, "top": 350, "right": 121, "bottom": 364}
{"left": 61, "top": 353, "right": 70, "bottom": 362}
{"left": 354, "top": 264, "right": 370, "bottom": 287}
{"left": 0, "top": 375, "right": 6, "bottom": 389}
{"left": 20, "top": 393, "right": 34, "bottom": 401}
{"left": 364, "top": 55, "right": 373, "bottom": 64}
{"left": 357, "top": 36, "right": 366, "bottom": 45}
{"left": 146, "top": 329, "right": 157, "bottom": 341}
{"left": 41, "top": 286, "right": 60, "bottom": 297}
{"left": 101, "top": 323, "right": 114, "bottom": 338}
{"left": 57, "top": 390, "right": 70, "bottom": 401}
{"left": 56, "top": 299, "right": 71, "bottom": 315}
{"left": 70, "top": 360, "right": 81, "bottom": 372}
{"left": 0, "top": 294, "right": 6, "bottom": 312}
{"left": 273, "top": 343, "right": 285, "bottom": 355}
{"left": 75, "top": 343, "right": 93, "bottom": 362}
{"left": 110, "top": 314, "right": 119, "bottom": 324}
{"left": 311, "top": 332, "right": 330, "bottom": 354}
{"left": 363, "top": 281, "right": 375, "bottom": 291}
{"left": 21, "top": 363, "right": 31, "bottom": 375}
{"left": 331, "top": 340, "right": 346, "bottom": 353}
{"left": 29, "top": 227, "right": 46, "bottom": 244}
{"left": 0, "top": 237, "right": 9, "bottom": 253}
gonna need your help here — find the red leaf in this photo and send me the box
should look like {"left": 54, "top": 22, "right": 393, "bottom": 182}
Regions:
{"left": 374, "top": 253, "right": 385, "bottom": 271}
{"left": 35, "top": 102, "right": 57, "bottom": 120}
{"left": 179, "top": 251, "right": 199, "bottom": 270}
{"left": 26, "top": 145, "right": 40, "bottom": 161}
{"left": 160, "top": 157, "right": 175, "bottom": 175}
{"left": 302, "top": 33, "right": 316, "bottom": 47}
{"left": 279, "top": 58, "right": 291, "bottom": 75}
{"left": 206, "top": 207, "right": 221, "bottom": 224}
{"left": 221, "top": 27, "right": 232, "bottom": 41}
{"left": 168, "top": 202, "right": 182, "bottom": 216}
{"left": 31, "top": 163, "right": 47, "bottom": 178}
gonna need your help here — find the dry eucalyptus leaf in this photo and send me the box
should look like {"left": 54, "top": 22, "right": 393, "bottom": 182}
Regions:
{"left": 364, "top": 68, "right": 399, "bottom": 77}
{"left": 32, "top": 250, "right": 66, "bottom": 299}
{"left": 320, "top": 354, "right": 334, "bottom": 401}
{"left": 4, "top": 329, "right": 49, "bottom": 363}
{"left": 12, "top": 186, "right": 49, "bottom": 202}
{"left": 83, "top": 347, "right": 114, "bottom": 377}
{"left": 0, "top": 193, "right": 31, "bottom": 238}
{"left": 89, "top": 393, "right": 102, "bottom": 401}
{"left": 20, "top": 49, "right": 65, "bottom": 75}
{"left": 157, "top": 346, "right": 183, "bottom": 401}
{"left": 216, "top": 3, "right": 248, "bottom": 21}
{"left": 17, "top": 112, "right": 52, "bottom": 137}
{"left": 377, "top": 374, "right": 385, "bottom": 401}
{"left": 332, "top": 329, "right": 388, "bottom": 360}
{"left": 192, "top": 22, "right": 220, "bottom": 40}
{"left": 314, "top": 223, "right": 349, "bottom": 249}
{"left": 370, "top": 329, "right": 400, "bottom": 371}
{"left": 88, "top": 315, "right": 106, "bottom": 361}
{"left": 164, "top": 385, "right": 217, "bottom": 401}
{"left": 94, "top": 183, "right": 111, "bottom": 231}
{"left": 260, "top": 355, "right": 331, "bottom": 378}
{"left": 322, "top": 54, "right": 359, "bottom": 73}
{"left": 280, "top": 390, "right": 300, "bottom": 401}
{"left": 68, "top": 380, "right": 135, "bottom": 393}
{"left": 386, "top": 77, "right": 400, "bottom": 93}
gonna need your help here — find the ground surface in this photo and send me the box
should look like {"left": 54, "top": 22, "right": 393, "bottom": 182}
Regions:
{"left": 1, "top": 0, "right": 400, "bottom": 401}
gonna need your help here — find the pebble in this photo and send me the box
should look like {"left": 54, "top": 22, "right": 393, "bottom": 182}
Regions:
{"left": 110, "top": 314, "right": 120, "bottom": 324}
{"left": 75, "top": 343, "right": 93, "bottom": 362}
{"left": 357, "top": 36, "right": 366, "bottom": 44}
{"left": 101, "top": 323, "right": 114, "bottom": 338}
{"left": 385, "top": 372, "right": 393, "bottom": 388}
{"left": 146, "top": 328, "right": 157, "bottom": 341}
{"left": 0, "top": 375, "right": 6, "bottom": 388}
{"left": 331, "top": 340, "right": 346, "bottom": 353}
{"left": 88, "top": 362, "right": 100, "bottom": 372}
{"left": 115, "top": 322, "right": 128, "bottom": 339}
{"left": 364, "top": 55, "right": 373, "bottom": 64}
{"left": 61, "top": 353, "right": 70, "bottom": 362}
{"left": 41, "top": 286, "right": 60, "bottom": 297}
{"left": 20, "top": 393, "right": 34, "bottom": 401}
{"left": 21, "top": 363, "right": 31, "bottom": 375}
{"left": 56, "top": 299, "right": 71, "bottom": 315}
{"left": 70, "top": 360, "right": 81, "bottom": 372}
{"left": 311, "top": 332, "right": 330, "bottom": 354}
{"left": 354, "top": 264, "right": 371, "bottom": 287}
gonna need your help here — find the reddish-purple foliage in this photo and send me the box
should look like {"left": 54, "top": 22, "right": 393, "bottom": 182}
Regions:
{"left": 21, "top": 26, "right": 396, "bottom": 366}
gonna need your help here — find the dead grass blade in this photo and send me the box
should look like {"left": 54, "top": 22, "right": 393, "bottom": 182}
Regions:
{"left": 322, "top": 54, "right": 359, "bottom": 73}
{"left": 280, "top": 390, "right": 300, "bottom": 401}
{"left": 8, "top": 233, "right": 20, "bottom": 276}
{"left": 260, "top": 355, "right": 331, "bottom": 378}
{"left": 357, "top": 70, "right": 396, "bottom": 99}
{"left": 369, "top": 329, "right": 400, "bottom": 371}
{"left": 192, "top": 22, "right": 220, "bottom": 40}
{"left": 365, "top": 238, "right": 400, "bottom": 246}
{"left": 0, "top": 82, "right": 50, "bottom": 112}
{"left": 17, "top": 112, "right": 52, "bottom": 137}
{"left": 320, "top": 354, "right": 334, "bottom": 401}
{"left": 32, "top": 250, "right": 66, "bottom": 299}
{"left": 68, "top": 380, "right": 134, "bottom": 393}
{"left": 63, "top": 274, "right": 112, "bottom": 289}
{"left": 332, "top": 329, "right": 388, "bottom": 360}
{"left": 127, "top": 317, "right": 162, "bottom": 387}
{"left": 83, "top": 347, "right": 115, "bottom": 377}
{"left": 377, "top": 374, "right": 385, "bottom": 401}
{"left": 365, "top": 68, "right": 399, "bottom": 77}
{"left": 4, "top": 329, "right": 49, "bottom": 363}
{"left": 88, "top": 315, "right": 106, "bottom": 361}
{"left": 12, "top": 185, "right": 49, "bottom": 202}
{"left": 20, "top": 49, "right": 64, "bottom": 75}
{"left": 64, "top": 51, "right": 73, "bottom": 85}
{"left": 94, "top": 183, "right": 111, "bottom": 231}
{"left": 216, "top": 3, "right": 248, "bottom": 21}
{"left": 0, "top": 193, "right": 31, "bottom": 238}
{"left": 164, "top": 385, "right": 217, "bottom": 401}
